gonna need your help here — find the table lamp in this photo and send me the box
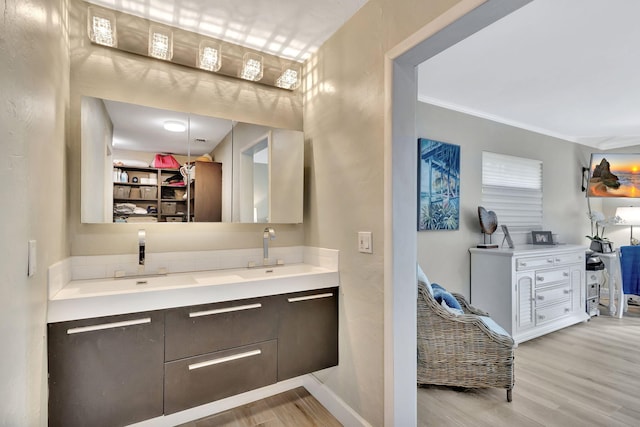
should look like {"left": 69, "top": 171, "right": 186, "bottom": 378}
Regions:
{"left": 615, "top": 206, "right": 640, "bottom": 245}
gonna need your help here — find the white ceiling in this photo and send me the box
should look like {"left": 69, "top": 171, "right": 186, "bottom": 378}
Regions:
{"left": 103, "top": 99, "right": 233, "bottom": 156}
{"left": 418, "top": 0, "right": 640, "bottom": 150}
{"left": 86, "top": 0, "right": 369, "bottom": 62}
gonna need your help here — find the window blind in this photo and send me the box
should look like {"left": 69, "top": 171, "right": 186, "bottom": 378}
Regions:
{"left": 482, "top": 152, "right": 543, "bottom": 231}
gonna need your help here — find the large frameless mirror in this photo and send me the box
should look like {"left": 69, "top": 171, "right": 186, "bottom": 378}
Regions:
{"left": 81, "top": 97, "right": 303, "bottom": 224}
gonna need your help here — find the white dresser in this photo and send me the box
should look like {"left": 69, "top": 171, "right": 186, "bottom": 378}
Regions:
{"left": 470, "top": 245, "right": 589, "bottom": 344}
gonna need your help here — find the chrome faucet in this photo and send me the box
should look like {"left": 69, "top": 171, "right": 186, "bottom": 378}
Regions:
{"left": 263, "top": 227, "right": 275, "bottom": 265}
{"left": 138, "top": 229, "right": 146, "bottom": 267}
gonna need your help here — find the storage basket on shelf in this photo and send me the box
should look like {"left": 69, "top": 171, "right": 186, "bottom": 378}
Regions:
{"left": 113, "top": 186, "right": 131, "bottom": 199}
{"left": 140, "top": 186, "right": 157, "bottom": 199}
{"left": 162, "top": 202, "right": 177, "bottom": 215}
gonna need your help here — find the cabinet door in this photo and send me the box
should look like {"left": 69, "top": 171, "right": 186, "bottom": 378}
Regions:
{"left": 277, "top": 287, "right": 339, "bottom": 381}
{"left": 516, "top": 273, "right": 535, "bottom": 332}
{"left": 570, "top": 264, "right": 584, "bottom": 312}
{"left": 48, "top": 311, "right": 164, "bottom": 427}
{"left": 193, "top": 161, "right": 222, "bottom": 222}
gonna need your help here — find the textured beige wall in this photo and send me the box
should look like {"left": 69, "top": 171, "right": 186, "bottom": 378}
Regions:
{"left": 416, "top": 102, "right": 592, "bottom": 296}
{"left": 302, "top": 0, "right": 463, "bottom": 425}
{"left": 68, "top": 0, "right": 304, "bottom": 255}
{"left": 0, "top": 0, "right": 69, "bottom": 424}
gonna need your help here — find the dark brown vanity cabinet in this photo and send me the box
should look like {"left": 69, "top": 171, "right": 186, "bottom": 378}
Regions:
{"left": 47, "top": 311, "right": 165, "bottom": 427}
{"left": 277, "top": 287, "right": 339, "bottom": 381}
{"left": 47, "top": 287, "right": 339, "bottom": 424}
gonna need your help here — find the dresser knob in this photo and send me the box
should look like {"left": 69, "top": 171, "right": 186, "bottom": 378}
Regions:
{"left": 537, "top": 276, "right": 544, "bottom": 281}
{"left": 547, "top": 259, "right": 554, "bottom": 263}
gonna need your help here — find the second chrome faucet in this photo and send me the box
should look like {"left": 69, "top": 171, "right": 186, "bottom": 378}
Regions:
{"left": 263, "top": 227, "right": 275, "bottom": 265}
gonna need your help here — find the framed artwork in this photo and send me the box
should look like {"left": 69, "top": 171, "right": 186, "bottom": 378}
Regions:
{"left": 531, "top": 231, "right": 553, "bottom": 245}
{"left": 501, "top": 225, "right": 514, "bottom": 248}
{"left": 417, "top": 138, "right": 460, "bottom": 231}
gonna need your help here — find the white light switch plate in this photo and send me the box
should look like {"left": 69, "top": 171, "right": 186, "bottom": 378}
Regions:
{"left": 358, "top": 232, "right": 372, "bottom": 254}
{"left": 28, "top": 240, "right": 36, "bottom": 277}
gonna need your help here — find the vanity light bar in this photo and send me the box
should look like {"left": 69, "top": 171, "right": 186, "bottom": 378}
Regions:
{"left": 149, "top": 26, "right": 173, "bottom": 61}
{"left": 86, "top": 6, "right": 301, "bottom": 90}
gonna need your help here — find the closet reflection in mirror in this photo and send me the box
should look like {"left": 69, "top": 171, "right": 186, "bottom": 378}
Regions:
{"left": 80, "top": 97, "right": 303, "bottom": 224}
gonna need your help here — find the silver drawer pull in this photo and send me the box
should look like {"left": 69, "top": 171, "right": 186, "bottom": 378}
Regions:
{"left": 555, "top": 258, "right": 561, "bottom": 262}
{"left": 67, "top": 317, "right": 151, "bottom": 335}
{"left": 537, "top": 295, "right": 545, "bottom": 300}
{"left": 188, "top": 349, "right": 261, "bottom": 370}
{"left": 547, "top": 259, "right": 553, "bottom": 263}
{"left": 189, "top": 303, "right": 262, "bottom": 318}
{"left": 521, "top": 262, "right": 527, "bottom": 267}
{"left": 564, "top": 289, "right": 572, "bottom": 294}
{"left": 538, "top": 315, "right": 546, "bottom": 320}
{"left": 564, "top": 308, "right": 570, "bottom": 313}
{"left": 288, "top": 293, "right": 334, "bottom": 303}
{"left": 563, "top": 272, "right": 569, "bottom": 277}
{"left": 536, "top": 276, "right": 544, "bottom": 281}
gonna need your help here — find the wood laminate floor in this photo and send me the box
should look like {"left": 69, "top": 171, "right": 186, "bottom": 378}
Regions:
{"left": 178, "top": 387, "right": 342, "bottom": 427}
{"left": 180, "top": 304, "right": 640, "bottom": 427}
{"left": 418, "top": 302, "right": 640, "bottom": 426}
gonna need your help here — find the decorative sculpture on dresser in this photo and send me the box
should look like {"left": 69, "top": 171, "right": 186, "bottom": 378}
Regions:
{"left": 477, "top": 206, "right": 499, "bottom": 249}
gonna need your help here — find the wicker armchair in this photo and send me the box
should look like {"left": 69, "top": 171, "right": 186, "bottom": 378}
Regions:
{"left": 417, "top": 280, "right": 515, "bottom": 402}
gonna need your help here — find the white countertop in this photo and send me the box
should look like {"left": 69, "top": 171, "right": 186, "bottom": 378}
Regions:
{"left": 48, "top": 263, "right": 340, "bottom": 323}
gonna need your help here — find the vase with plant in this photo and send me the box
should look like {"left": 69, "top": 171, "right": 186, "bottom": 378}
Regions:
{"left": 586, "top": 210, "right": 621, "bottom": 251}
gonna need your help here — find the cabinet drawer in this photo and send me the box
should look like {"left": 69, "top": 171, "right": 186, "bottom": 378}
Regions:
{"left": 535, "top": 283, "right": 571, "bottom": 307}
{"left": 586, "top": 272, "right": 600, "bottom": 285}
{"left": 587, "top": 282, "right": 599, "bottom": 299}
{"left": 535, "top": 268, "right": 570, "bottom": 287}
{"left": 516, "top": 256, "right": 555, "bottom": 271}
{"left": 164, "top": 340, "right": 277, "bottom": 414}
{"left": 165, "top": 296, "right": 278, "bottom": 361}
{"left": 536, "top": 301, "right": 572, "bottom": 325}
{"left": 553, "top": 252, "right": 583, "bottom": 266}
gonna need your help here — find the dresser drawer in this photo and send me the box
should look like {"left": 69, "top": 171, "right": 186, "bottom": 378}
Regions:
{"left": 586, "top": 272, "right": 600, "bottom": 285}
{"left": 553, "top": 252, "right": 583, "bottom": 266}
{"left": 535, "top": 268, "right": 570, "bottom": 287}
{"left": 586, "top": 282, "right": 599, "bottom": 299}
{"left": 164, "top": 340, "right": 277, "bottom": 414}
{"left": 165, "top": 296, "right": 278, "bottom": 361}
{"left": 536, "top": 301, "right": 572, "bottom": 325}
{"left": 516, "top": 256, "right": 555, "bottom": 271}
{"left": 535, "top": 283, "right": 571, "bottom": 306}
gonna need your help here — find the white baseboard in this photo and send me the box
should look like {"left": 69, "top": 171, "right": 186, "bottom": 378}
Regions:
{"left": 127, "top": 374, "right": 369, "bottom": 427}
{"left": 302, "top": 374, "right": 372, "bottom": 427}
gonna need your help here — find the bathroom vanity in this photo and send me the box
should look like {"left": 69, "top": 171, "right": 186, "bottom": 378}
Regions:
{"left": 47, "top": 259, "right": 339, "bottom": 427}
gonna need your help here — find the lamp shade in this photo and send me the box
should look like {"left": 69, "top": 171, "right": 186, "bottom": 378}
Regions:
{"left": 615, "top": 207, "right": 640, "bottom": 226}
